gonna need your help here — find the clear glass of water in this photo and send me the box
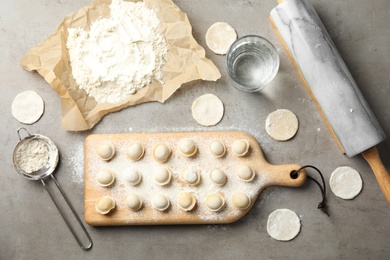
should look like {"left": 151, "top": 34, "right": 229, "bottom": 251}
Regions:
{"left": 226, "top": 35, "right": 279, "bottom": 92}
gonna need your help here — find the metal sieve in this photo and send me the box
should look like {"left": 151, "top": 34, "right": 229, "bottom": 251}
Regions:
{"left": 12, "top": 127, "right": 93, "bottom": 250}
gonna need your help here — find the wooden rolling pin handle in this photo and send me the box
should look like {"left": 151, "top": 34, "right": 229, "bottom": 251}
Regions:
{"left": 362, "top": 147, "right": 390, "bottom": 204}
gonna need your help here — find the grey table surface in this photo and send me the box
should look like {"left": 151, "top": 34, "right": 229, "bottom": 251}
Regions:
{"left": 1, "top": 0, "right": 389, "bottom": 259}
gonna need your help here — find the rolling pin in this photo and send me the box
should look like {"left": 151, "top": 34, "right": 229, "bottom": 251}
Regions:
{"left": 269, "top": 0, "right": 390, "bottom": 203}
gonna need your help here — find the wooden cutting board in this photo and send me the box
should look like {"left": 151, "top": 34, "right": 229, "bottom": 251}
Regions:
{"left": 84, "top": 132, "right": 306, "bottom": 226}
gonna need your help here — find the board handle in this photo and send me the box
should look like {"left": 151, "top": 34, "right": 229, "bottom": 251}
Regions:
{"left": 265, "top": 164, "right": 307, "bottom": 187}
{"left": 363, "top": 147, "right": 390, "bottom": 204}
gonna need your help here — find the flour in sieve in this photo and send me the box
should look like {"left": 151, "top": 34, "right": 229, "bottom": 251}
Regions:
{"left": 66, "top": 0, "right": 168, "bottom": 103}
{"left": 15, "top": 139, "right": 50, "bottom": 174}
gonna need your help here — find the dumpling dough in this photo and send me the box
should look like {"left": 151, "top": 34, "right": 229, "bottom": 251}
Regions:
{"left": 191, "top": 94, "right": 224, "bottom": 126}
{"left": 209, "top": 140, "right": 226, "bottom": 157}
{"left": 232, "top": 192, "right": 251, "bottom": 210}
{"left": 265, "top": 109, "right": 299, "bottom": 141}
{"left": 205, "top": 22, "right": 237, "bottom": 55}
{"left": 125, "top": 194, "right": 142, "bottom": 211}
{"left": 205, "top": 193, "right": 225, "bottom": 211}
{"left": 125, "top": 168, "right": 142, "bottom": 186}
{"left": 177, "top": 192, "right": 196, "bottom": 211}
{"left": 237, "top": 164, "right": 255, "bottom": 181}
{"left": 232, "top": 139, "right": 250, "bottom": 156}
{"left": 12, "top": 90, "right": 45, "bottom": 124}
{"left": 153, "top": 143, "right": 171, "bottom": 163}
{"left": 95, "top": 196, "right": 115, "bottom": 215}
{"left": 96, "top": 169, "right": 115, "bottom": 187}
{"left": 151, "top": 194, "right": 170, "bottom": 211}
{"left": 126, "top": 142, "right": 144, "bottom": 161}
{"left": 210, "top": 168, "right": 227, "bottom": 186}
{"left": 181, "top": 167, "right": 201, "bottom": 186}
{"left": 178, "top": 138, "right": 197, "bottom": 157}
{"left": 154, "top": 167, "right": 172, "bottom": 186}
{"left": 329, "top": 166, "right": 363, "bottom": 200}
{"left": 96, "top": 142, "right": 115, "bottom": 160}
{"left": 267, "top": 209, "right": 301, "bottom": 241}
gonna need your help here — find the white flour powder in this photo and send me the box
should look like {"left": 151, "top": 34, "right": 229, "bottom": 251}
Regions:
{"left": 15, "top": 140, "right": 50, "bottom": 174}
{"left": 67, "top": 0, "right": 168, "bottom": 103}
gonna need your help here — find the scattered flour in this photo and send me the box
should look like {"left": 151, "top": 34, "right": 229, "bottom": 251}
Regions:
{"left": 66, "top": 0, "right": 168, "bottom": 103}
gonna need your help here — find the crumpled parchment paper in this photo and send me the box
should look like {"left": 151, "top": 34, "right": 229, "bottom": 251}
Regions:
{"left": 20, "top": 0, "right": 221, "bottom": 131}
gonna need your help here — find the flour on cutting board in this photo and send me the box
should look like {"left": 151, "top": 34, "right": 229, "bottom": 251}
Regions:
{"left": 85, "top": 133, "right": 269, "bottom": 223}
{"left": 66, "top": 0, "right": 168, "bottom": 103}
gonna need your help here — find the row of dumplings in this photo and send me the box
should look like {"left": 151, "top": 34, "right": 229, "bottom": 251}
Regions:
{"left": 96, "top": 164, "right": 256, "bottom": 188}
{"left": 95, "top": 192, "right": 252, "bottom": 215}
{"left": 96, "top": 138, "right": 251, "bottom": 162}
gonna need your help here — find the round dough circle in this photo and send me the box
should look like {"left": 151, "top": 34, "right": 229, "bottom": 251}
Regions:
{"left": 232, "top": 139, "right": 249, "bottom": 156}
{"left": 267, "top": 209, "right": 301, "bottom": 241}
{"left": 177, "top": 192, "right": 196, "bottom": 211}
{"left": 232, "top": 192, "right": 251, "bottom": 210}
{"left": 125, "top": 169, "right": 142, "bottom": 186}
{"left": 191, "top": 94, "right": 224, "bottom": 126}
{"left": 237, "top": 164, "right": 255, "bottom": 181}
{"left": 154, "top": 167, "right": 172, "bottom": 186}
{"left": 209, "top": 140, "right": 226, "bottom": 157}
{"left": 95, "top": 196, "right": 115, "bottom": 215}
{"left": 125, "top": 194, "right": 142, "bottom": 211}
{"left": 12, "top": 90, "right": 45, "bottom": 124}
{"left": 205, "top": 22, "right": 237, "bottom": 55}
{"left": 151, "top": 194, "right": 170, "bottom": 211}
{"left": 266, "top": 109, "right": 299, "bottom": 141}
{"left": 96, "top": 169, "right": 115, "bottom": 187}
{"left": 210, "top": 168, "right": 227, "bottom": 186}
{"left": 153, "top": 143, "right": 171, "bottom": 163}
{"left": 126, "top": 143, "right": 144, "bottom": 161}
{"left": 205, "top": 193, "right": 225, "bottom": 211}
{"left": 329, "top": 166, "right": 363, "bottom": 200}
{"left": 181, "top": 167, "right": 201, "bottom": 186}
{"left": 96, "top": 142, "right": 115, "bottom": 160}
{"left": 178, "top": 138, "right": 197, "bottom": 157}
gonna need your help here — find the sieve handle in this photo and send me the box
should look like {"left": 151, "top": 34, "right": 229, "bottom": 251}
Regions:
{"left": 17, "top": 127, "right": 32, "bottom": 141}
{"left": 41, "top": 175, "right": 93, "bottom": 250}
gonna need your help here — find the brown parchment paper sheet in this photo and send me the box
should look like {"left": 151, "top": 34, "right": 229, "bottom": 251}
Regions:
{"left": 20, "top": 0, "right": 221, "bottom": 131}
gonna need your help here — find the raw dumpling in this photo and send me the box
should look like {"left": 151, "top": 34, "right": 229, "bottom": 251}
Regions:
{"left": 151, "top": 194, "right": 170, "bottom": 211}
{"left": 177, "top": 192, "right": 196, "bottom": 211}
{"left": 154, "top": 167, "right": 172, "bottom": 186}
{"left": 232, "top": 139, "right": 250, "bottom": 156}
{"left": 209, "top": 140, "right": 226, "bottom": 157}
{"left": 96, "top": 169, "right": 115, "bottom": 187}
{"left": 153, "top": 143, "right": 171, "bottom": 163}
{"left": 95, "top": 196, "right": 115, "bottom": 215}
{"left": 178, "top": 138, "right": 197, "bottom": 157}
{"left": 126, "top": 142, "right": 145, "bottom": 161}
{"left": 125, "top": 194, "right": 142, "bottom": 211}
{"left": 125, "top": 168, "right": 142, "bottom": 186}
{"left": 232, "top": 192, "right": 251, "bottom": 210}
{"left": 205, "top": 193, "right": 225, "bottom": 211}
{"left": 96, "top": 142, "right": 115, "bottom": 160}
{"left": 237, "top": 164, "right": 255, "bottom": 181}
{"left": 210, "top": 168, "right": 227, "bottom": 186}
{"left": 181, "top": 167, "right": 201, "bottom": 186}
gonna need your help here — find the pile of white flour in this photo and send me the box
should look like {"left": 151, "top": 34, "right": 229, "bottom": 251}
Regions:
{"left": 66, "top": 0, "right": 168, "bottom": 103}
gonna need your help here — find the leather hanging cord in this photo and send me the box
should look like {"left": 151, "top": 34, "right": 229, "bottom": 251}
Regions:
{"left": 291, "top": 165, "right": 330, "bottom": 216}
